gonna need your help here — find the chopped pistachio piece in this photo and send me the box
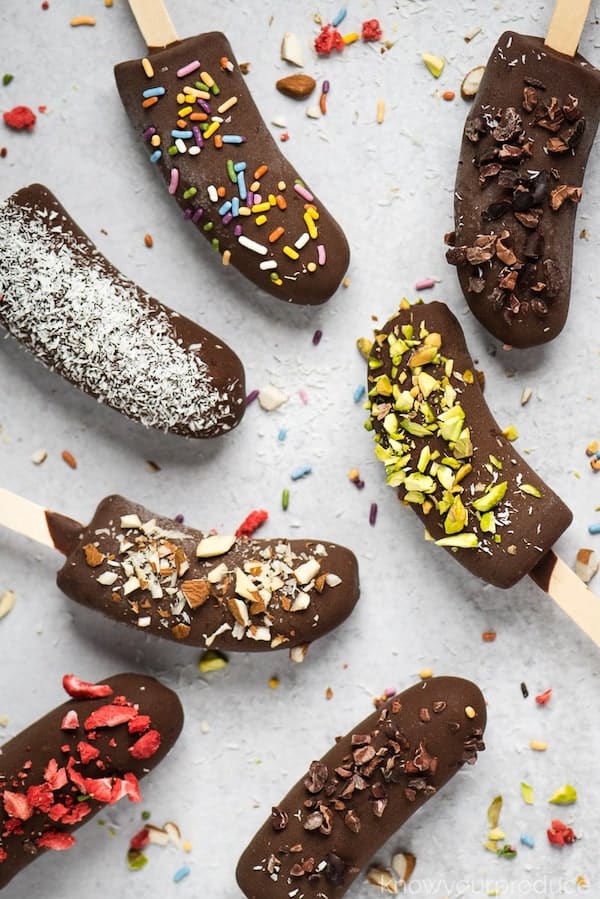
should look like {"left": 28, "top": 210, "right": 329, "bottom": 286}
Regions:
{"left": 435, "top": 533, "right": 479, "bottom": 548}
{"left": 519, "top": 483, "right": 542, "bottom": 498}
{"left": 472, "top": 481, "right": 508, "bottom": 512}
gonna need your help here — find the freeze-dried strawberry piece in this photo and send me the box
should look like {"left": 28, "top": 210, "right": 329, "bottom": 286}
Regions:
{"left": 3, "top": 791, "right": 33, "bottom": 821}
{"left": 62, "top": 674, "right": 113, "bottom": 700}
{"left": 0, "top": 848, "right": 7, "bottom": 863}
{"left": 77, "top": 741, "right": 101, "bottom": 764}
{"left": 84, "top": 704, "right": 137, "bottom": 730}
{"left": 62, "top": 802, "right": 92, "bottom": 825}
{"left": 83, "top": 777, "right": 114, "bottom": 804}
{"left": 37, "top": 831, "right": 76, "bottom": 851}
{"left": 44, "top": 759, "right": 68, "bottom": 791}
{"left": 122, "top": 772, "right": 141, "bottom": 803}
{"left": 129, "top": 729, "right": 161, "bottom": 760}
{"left": 66, "top": 757, "right": 87, "bottom": 792}
{"left": 48, "top": 803, "right": 68, "bottom": 822}
{"left": 128, "top": 714, "right": 151, "bottom": 735}
{"left": 60, "top": 710, "right": 80, "bottom": 730}
{"left": 26, "top": 783, "right": 53, "bottom": 812}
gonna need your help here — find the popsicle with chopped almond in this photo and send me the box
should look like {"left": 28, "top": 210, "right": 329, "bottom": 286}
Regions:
{"left": 0, "top": 491, "right": 359, "bottom": 658}
{"left": 114, "top": 1, "right": 349, "bottom": 305}
{"left": 236, "top": 675, "right": 486, "bottom": 899}
{"left": 447, "top": 5, "right": 600, "bottom": 347}
{"left": 0, "top": 672, "right": 183, "bottom": 890}
{"left": 0, "top": 184, "right": 245, "bottom": 438}
{"left": 366, "top": 300, "right": 600, "bottom": 648}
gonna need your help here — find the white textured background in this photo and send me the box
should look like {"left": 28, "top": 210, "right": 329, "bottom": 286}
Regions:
{"left": 1, "top": 1, "right": 600, "bottom": 897}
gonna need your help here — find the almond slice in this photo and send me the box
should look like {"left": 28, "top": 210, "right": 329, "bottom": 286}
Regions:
{"left": 196, "top": 534, "right": 236, "bottom": 558}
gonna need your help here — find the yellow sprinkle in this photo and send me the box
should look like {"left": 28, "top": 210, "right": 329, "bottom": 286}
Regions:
{"left": 239, "top": 206, "right": 252, "bottom": 216}
{"left": 184, "top": 94, "right": 196, "bottom": 103}
{"left": 200, "top": 71, "right": 215, "bottom": 87}
{"left": 142, "top": 57, "right": 154, "bottom": 78}
{"left": 217, "top": 95, "right": 238, "bottom": 114}
{"left": 304, "top": 213, "right": 318, "bottom": 239}
{"left": 283, "top": 245, "right": 300, "bottom": 260}
{"left": 272, "top": 276, "right": 283, "bottom": 285}
{"left": 343, "top": 276, "right": 351, "bottom": 287}
{"left": 222, "top": 249, "right": 231, "bottom": 266}
{"left": 586, "top": 441, "right": 599, "bottom": 456}
{"left": 348, "top": 468, "right": 360, "bottom": 481}
{"left": 178, "top": 105, "right": 194, "bottom": 117}
{"left": 343, "top": 31, "right": 359, "bottom": 44}
{"left": 183, "top": 841, "right": 193, "bottom": 853}
{"left": 306, "top": 206, "right": 320, "bottom": 220}
{"left": 105, "top": 0, "right": 113, "bottom": 6}
{"left": 278, "top": 180, "right": 286, "bottom": 191}
{"left": 268, "top": 676, "right": 280, "bottom": 689}
{"left": 249, "top": 180, "right": 261, "bottom": 192}
{"left": 419, "top": 668, "right": 433, "bottom": 679}
{"left": 183, "top": 85, "right": 210, "bottom": 99}
{"left": 255, "top": 214, "right": 268, "bottom": 226}
{"left": 150, "top": 134, "right": 161, "bottom": 147}
{"left": 70, "top": 15, "right": 96, "bottom": 26}
{"left": 376, "top": 99, "right": 385, "bottom": 124}
{"left": 307, "top": 262, "right": 317, "bottom": 273}
{"left": 268, "top": 194, "right": 277, "bottom": 206}
{"left": 465, "top": 705, "right": 477, "bottom": 719}
{"left": 252, "top": 202, "right": 271, "bottom": 214}
{"left": 529, "top": 740, "right": 548, "bottom": 751}
{"left": 203, "top": 121, "right": 220, "bottom": 139}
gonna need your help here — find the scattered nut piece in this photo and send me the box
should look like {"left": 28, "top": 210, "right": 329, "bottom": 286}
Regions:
{"left": 461, "top": 65, "right": 486, "bottom": 100}
{"left": 0, "top": 589, "right": 16, "bottom": 620}
{"left": 520, "top": 387, "right": 533, "bottom": 406}
{"left": 421, "top": 53, "right": 445, "bottom": 78}
{"left": 281, "top": 32, "right": 304, "bottom": 67}
{"left": 391, "top": 851, "right": 416, "bottom": 886}
{"left": 196, "top": 534, "right": 236, "bottom": 558}
{"left": 83, "top": 543, "right": 105, "bottom": 568}
{"left": 464, "top": 25, "right": 482, "bottom": 42}
{"left": 144, "top": 233, "right": 153, "bottom": 248}
{"left": 31, "top": 448, "right": 47, "bottom": 465}
{"left": 366, "top": 865, "right": 398, "bottom": 893}
{"left": 258, "top": 384, "right": 288, "bottom": 411}
{"left": 289, "top": 642, "right": 309, "bottom": 663}
{"left": 276, "top": 73, "right": 316, "bottom": 99}
{"left": 574, "top": 548, "right": 599, "bottom": 584}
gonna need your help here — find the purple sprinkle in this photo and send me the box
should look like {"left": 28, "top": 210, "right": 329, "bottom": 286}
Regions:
{"left": 246, "top": 191, "right": 254, "bottom": 208}
{"left": 369, "top": 502, "right": 378, "bottom": 526}
{"left": 312, "top": 329, "right": 322, "bottom": 346}
{"left": 174, "top": 513, "right": 185, "bottom": 524}
{"left": 192, "top": 207, "right": 204, "bottom": 223}
{"left": 322, "top": 80, "right": 330, "bottom": 94}
{"left": 234, "top": 224, "right": 243, "bottom": 237}
{"left": 183, "top": 208, "right": 193, "bottom": 219}
{"left": 142, "top": 126, "right": 156, "bottom": 141}
{"left": 192, "top": 125, "right": 204, "bottom": 148}
{"left": 245, "top": 389, "right": 260, "bottom": 405}
{"left": 222, "top": 212, "right": 233, "bottom": 225}
{"left": 198, "top": 99, "right": 211, "bottom": 114}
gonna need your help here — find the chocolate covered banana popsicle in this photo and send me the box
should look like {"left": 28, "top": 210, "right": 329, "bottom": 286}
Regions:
{"left": 366, "top": 301, "right": 572, "bottom": 588}
{"left": 448, "top": 21, "right": 600, "bottom": 347}
{"left": 0, "top": 672, "right": 183, "bottom": 890}
{"left": 0, "top": 491, "right": 359, "bottom": 656}
{"left": 114, "top": 4, "right": 349, "bottom": 305}
{"left": 236, "top": 676, "right": 486, "bottom": 899}
{"left": 0, "top": 184, "right": 245, "bottom": 438}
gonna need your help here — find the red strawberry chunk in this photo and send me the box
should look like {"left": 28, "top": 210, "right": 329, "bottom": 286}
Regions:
{"left": 37, "top": 831, "right": 76, "bottom": 851}
{"left": 66, "top": 757, "right": 87, "bottom": 792}
{"left": 26, "top": 783, "right": 53, "bottom": 812}
{"left": 83, "top": 777, "right": 113, "bottom": 803}
{"left": 128, "top": 714, "right": 151, "bottom": 735}
{"left": 129, "top": 730, "right": 161, "bottom": 760}
{"left": 60, "top": 710, "right": 80, "bottom": 730}
{"left": 84, "top": 704, "right": 138, "bottom": 730}
{"left": 129, "top": 827, "right": 149, "bottom": 851}
{"left": 0, "top": 848, "right": 7, "bottom": 863}
{"left": 62, "top": 674, "right": 113, "bottom": 700}
{"left": 77, "top": 741, "right": 101, "bottom": 765}
{"left": 62, "top": 802, "right": 92, "bottom": 825}
{"left": 48, "top": 803, "right": 68, "bottom": 822}
{"left": 44, "top": 759, "right": 68, "bottom": 791}
{"left": 123, "top": 772, "right": 141, "bottom": 803}
{"left": 3, "top": 791, "right": 33, "bottom": 821}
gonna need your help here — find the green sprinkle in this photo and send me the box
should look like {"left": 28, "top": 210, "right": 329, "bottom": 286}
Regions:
{"left": 548, "top": 784, "right": 577, "bottom": 805}
{"left": 282, "top": 488, "right": 290, "bottom": 510}
{"left": 183, "top": 186, "right": 197, "bottom": 199}
{"left": 168, "top": 145, "right": 178, "bottom": 156}
{"left": 497, "top": 845, "right": 517, "bottom": 859}
{"left": 520, "top": 782, "right": 534, "bottom": 805}
{"left": 142, "top": 810, "right": 152, "bottom": 821}
{"left": 211, "top": 237, "right": 219, "bottom": 251}
{"left": 2, "top": 74, "right": 13, "bottom": 86}
{"left": 203, "top": 221, "right": 213, "bottom": 232}
{"left": 226, "top": 159, "right": 237, "bottom": 183}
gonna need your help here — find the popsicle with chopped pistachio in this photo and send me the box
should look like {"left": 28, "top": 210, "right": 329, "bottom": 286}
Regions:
{"left": 236, "top": 675, "right": 486, "bottom": 899}
{"left": 0, "top": 672, "right": 183, "bottom": 890}
{"left": 0, "top": 491, "right": 359, "bottom": 657}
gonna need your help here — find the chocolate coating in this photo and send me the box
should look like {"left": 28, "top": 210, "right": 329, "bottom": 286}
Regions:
{"left": 0, "top": 184, "right": 246, "bottom": 437}
{"left": 366, "top": 301, "right": 572, "bottom": 588}
{"left": 114, "top": 33, "right": 350, "bottom": 304}
{"left": 0, "top": 673, "right": 183, "bottom": 890}
{"left": 55, "top": 495, "right": 360, "bottom": 652}
{"left": 449, "top": 32, "right": 600, "bottom": 347}
{"left": 236, "top": 676, "right": 486, "bottom": 899}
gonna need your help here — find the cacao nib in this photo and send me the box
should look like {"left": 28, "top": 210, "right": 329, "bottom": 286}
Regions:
{"left": 492, "top": 106, "right": 522, "bottom": 142}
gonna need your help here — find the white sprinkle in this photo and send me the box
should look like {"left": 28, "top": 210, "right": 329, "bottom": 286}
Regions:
{"left": 238, "top": 235, "right": 268, "bottom": 255}
{"left": 207, "top": 184, "right": 218, "bottom": 202}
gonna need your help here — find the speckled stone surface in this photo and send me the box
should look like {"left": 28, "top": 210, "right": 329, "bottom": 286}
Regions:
{"left": 1, "top": 2, "right": 600, "bottom": 897}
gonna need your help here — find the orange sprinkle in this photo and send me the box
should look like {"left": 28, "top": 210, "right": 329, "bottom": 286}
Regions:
{"left": 176, "top": 118, "right": 188, "bottom": 129}
{"left": 319, "top": 93, "right": 327, "bottom": 115}
{"left": 70, "top": 15, "right": 96, "bottom": 26}
{"left": 62, "top": 450, "right": 78, "bottom": 469}
{"left": 214, "top": 134, "right": 223, "bottom": 149}
{"left": 217, "top": 185, "right": 226, "bottom": 198}
{"left": 142, "top": 96, "right": 159, "bottom": 108}
{"left": 275, "top": 194, "right": 287, "bottom": 210}
{"left": 254, "top": 164, "right": 268, "bottom": 180}
{"left": 144, "top": 233, "right": 154, "bottom": 248}
{"left": 442, "top": 90, "right": 456, "bottom": 101}
{"left": 190, "top": 112, "right": 208, "bottom": 121}
{"left": 268, "top": 226, "right": 285, "bottom": 243}
{"left": 482, "top": 631, "right": 497, "bottom": 642}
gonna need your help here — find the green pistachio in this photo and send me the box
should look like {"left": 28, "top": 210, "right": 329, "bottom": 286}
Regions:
{"left": 435, "top": 533, "right": 479, "bottom": 548}
{"left": 452, "top": 429, "right": 473, "bottom": 459}
{"left": 417, "top": 446, "right": 431, "bottom": 473}
{"left": 520, "top": 782, "right": 534, "bottom": 805}
{"left": 472, "top": 481, "right": 508, "bottom": 512}
{"left": 383, "top": 412, "right": 399, "bottom": 435}
{"left": 480, "top": 511, "right": 496, "bottom": 533}
{"left": 403, "top": 490, "right": 425, "bottom": 504}
{"left": 489, "top": 454, "right": 503, "bottom": 470}
{"left": 393, "top": 389, "right": 414, "bottom": 412}
{"left": 438, "top": 406, "right": 465, "bottom": 442}
{"left": 444, "top": 495, "right": 468, "bottom": 534}
{"left": 436, "top": 465, "right": 455, "bottom": 491}
{"left": 417, "top": 371, "right": 439, "bottom": 398}
{"left": 520, "top": 483, "right": 542, "bottom": 498}
{"left": 368, "top": 357, "right": 383, "bottom": 369}
{"left": 405, "top": 473, "right": 436, "bottom": 493}
{"left": 408, "top": 344, "right": 438, "bottom": 368}
{"left": 400, "top": 418, "right": 432, "bottom": 438}
{"left": 374, "top": 374, "right": 393, "bottom": 396}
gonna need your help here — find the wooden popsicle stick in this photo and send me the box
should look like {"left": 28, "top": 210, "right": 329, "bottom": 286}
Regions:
{"left": 545, "top": 0, "right": 592, "bottom": 57}
{"left": 0, "top": 488, "right": 81, "bottom": 555}
{"left": 529, "top": 549, "right": 600, "bottom": 646}
{"left": 126, "top": 0, "right": 179, "bottom": 50}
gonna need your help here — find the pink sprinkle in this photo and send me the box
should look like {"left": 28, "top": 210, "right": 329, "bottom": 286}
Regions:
{"left": 168, "top": 168, "right": 179, "bottom": 195}
{"left": 384, "top": 687, "right": 396, "bottom": 697}
{"left": 176, "top": 60, "right": 201, "bottom": 78}
{"left": 294, "top": 183, "right": 314, "bottom": 202}
{"left": 298, "top": 389, "right": 309, "bottom": 404}
{"left": 414, "top": 278, "right": 436, "bottom": 291}
{"left": 369, "top": 502, "right": 378, "bottom": 526}
{"left": 317, "top": 244, "right": 326, "bottom": 266}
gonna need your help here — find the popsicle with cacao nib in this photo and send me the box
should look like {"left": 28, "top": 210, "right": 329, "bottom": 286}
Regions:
{"left": 447, "top": 1, "right": 600, "bottom": 347}
{"left": 0, "top": 672, "right": 183, "bottom": 890}
{"left": 366, "top": 300, "right": 600, "bottom": 647}
{"left": 0, "top": 183, "right": 245, "bottom": 438}
{"left": 0, "top": 491, "right": 359, "bottom": 659}
{"left": 114, "top": 1, "right": 349, "bottom": 305}
{"left": 236, "top": 676, "right": 486, "bottom": 899}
